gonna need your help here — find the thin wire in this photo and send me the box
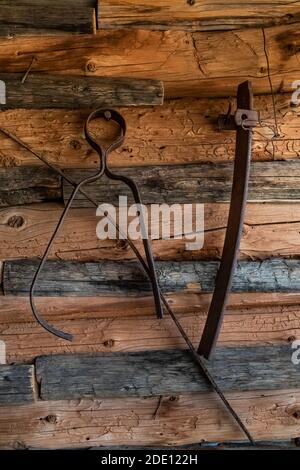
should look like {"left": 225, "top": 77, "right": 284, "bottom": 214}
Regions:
{"left": 262, "top": 28, "right": 280, "bottom": 139}
{"left": 0, "top": 126, "right": 256, "bottom": 445}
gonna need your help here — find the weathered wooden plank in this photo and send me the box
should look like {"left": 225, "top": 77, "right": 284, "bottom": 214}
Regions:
{"left": 4, "top": 258, "right": 300, "bottom": 296}
{"left": 0, "top": 3, "right": 96, "bottom": 36}
{"left": 99, "top": 0, "right": 300, "bottom": 31}
{"left": 0, "top": 365, "right": 35, "bottom": 405}
{"left": 84, "top": 440, "right": 300, "bottom": 450}
{"left": 0, "top": 167, "right": 61, "bottom": 208}
{"left": 0, "top": 24, "right": 299, "bottom": 98}
{"left": 2, "top": 202, "right": 300, "bottom": 262}
{"left": 0, "top": 95, "right": 297, "bottom": 168}
{"left": 0, "top": 74, "right": 163, "bottom": 109}
{"left": 64, "top": 161, "right": 300, "bottom": 207}
{"left": 1, "top": 292, "right": 300, "bottom": 363}
{"left": 35, "top": 346, "right": 300, "bottom": 400}
{"left": 1, "top": 389, "right": 300, "bottom": 447}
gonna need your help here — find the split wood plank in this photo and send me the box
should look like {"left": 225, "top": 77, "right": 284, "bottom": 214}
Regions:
{"left": 2, "top": 202, "right": 300, "bottom": 262}
{"left": 0, "top": 365, "right": 35, "bottom": 405}
{"left": 35, "top": 346, "right": 300, "bottom": 400}
{"left": 0, "top": 94, "right": 298, "bottom": 168}
{"left": 0, "top": 167, "right": 61, "bottom": 208}
{"left": 0, "top": 74, "right": 163, "bottom": 109}
{"left": 1, "top": 390, "right": 300, "bottom": 447}
{"left": 0, "top": 3, "right": 96, "bottom": 36}
{"left": 4, "top": 258, "right": 300, "bottom": 296}
{"left": 99, "top": 0, "right": 300, "bottom": 31}
{"left": 64, "top": 161, "right": 300, "bottom": 207}
{"left": 1, "top": 292, "right": 300, "bottom": 363}
{"left": 0, "top": 24, "right": 299, "bottom": 98}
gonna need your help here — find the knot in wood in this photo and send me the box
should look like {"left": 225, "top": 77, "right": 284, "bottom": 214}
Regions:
{"left": 44, "top": 414, "right": 58, "bottom": 424}
{"left": 7, "top": 215, "right": 25, "bottom": 228}
{"left": 103, "top": 339, "right": 115, "bottom": 348}
{"left": 86, "top": 61, "right": 97, "bottom": 73}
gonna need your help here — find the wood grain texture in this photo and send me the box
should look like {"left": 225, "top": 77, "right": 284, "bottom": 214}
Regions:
{"left": 64, "top": 161, "right": 300, "bottom": 207}
{"left": 0, "top": 4, "right": 96, "bottom": 36}
{"left": 1, "top": 292, "right": 300, "bottom": 363}
{"left": 0, "top": 94, "right": 297, "bottom": 168}
{"left": 35, "top": 346, "right": 300, "bottom": 400}
{"left": 0, "top": 73, "right": 163, "bottom": 109}
{"left": 0, "top": 167, "right": 61, "bottom": 208}
{"left": 99, "top": 0, "right": 300, "bottom": 31}
{"left": 1, "top": 390, "right": 300, "bottom": 447}
{"left": 0, "top": 365, "right": 35, "bottom": 405}
{"left": 0, "top": 24, "right": 299, "bottom": 98}
{"left": 4, "top": 258, "right": 300, "bottom": 296}
{"left": 2, "top": 202, "right": 300, "bottom": 262}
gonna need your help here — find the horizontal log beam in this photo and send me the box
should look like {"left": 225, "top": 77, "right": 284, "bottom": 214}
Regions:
{"left": 2, "top": 202, "right": 300, "bottom": 262}
{"left": 1, "top": 389, "right": 300, "bottom": 447}
{"left": 0, "top": 167, "right": 61, "bottom": 208}
{"left": 0, "top": 3, "right": 96, "bottom": 36}
{"left": 64, "top": 161, "right": 300, "bottom": 207}
{"left": 99, "top": 0, "right": 300, "bottom": 31}
{"left": 0, "top": 292, "right": 299, "bottom": 363}
{"left": 0, "top": 74, "right": 163, "bottom": 109}
{"left": 4, "top": 258, "right": 300, "bottom": 296}
{"left": 0, "top": 365, "right": 35, "bottom": 405}
{"left": 35, "top": 346, "right": 300, "bottom": 400}
{"left": 0, "top": 24, "right": 299, "bottom": 98}
{"left": 0, "top": 94, "right": 297, "bottom": 168}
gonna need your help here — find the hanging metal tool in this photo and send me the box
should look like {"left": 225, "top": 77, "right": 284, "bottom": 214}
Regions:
{"left": 29, "top": 108, "right": 163, "bottom": 341}
{"left": 198, "top": 81, "right": 259, "bottom": 359}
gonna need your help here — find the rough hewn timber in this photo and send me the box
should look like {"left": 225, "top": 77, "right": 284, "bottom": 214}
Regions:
{"left": 0, "top": 3, "right": 96, "bottom": 36}
{"left": 0, "top": 167, "right": 61, "bottom": 208}
{"left": 4, "top": 258, "right": 300, "bottom": 296}
{"left": 2, "top": 202, "right": 300, "bottom": 262}
{"left": 99, "top": 0, "right": 300, "bottom": 31}
{"left": 0, "top": 74, "right": 163, "bottom": 109}
{"left": 0, "top": 95, "right": 298, "bottom": 168}
{"left": 0, "top": 292, "right": 300, "bottom": 363}
{"left": 1, "top": 389, "right": 300, "bottom": 447}
{"left": 64, "top": 161, "right": 300, "bottom": 207}
{"left": 35, "top": 346, "right": 300, "bottom": 400}
{"left": 0, "top": 24, "right": 299, "bottom": 98}
{"left": 0, "top": 365, "right": 35, "bottom": 405}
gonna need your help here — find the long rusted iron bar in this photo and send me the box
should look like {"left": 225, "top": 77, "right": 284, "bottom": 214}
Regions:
{"left": 198, "top": 81, "right": 258, "bottom": 359}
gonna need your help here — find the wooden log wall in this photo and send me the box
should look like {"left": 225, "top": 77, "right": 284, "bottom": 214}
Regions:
{"left": 1, "top": 0, "right": 300, "bottom": 449}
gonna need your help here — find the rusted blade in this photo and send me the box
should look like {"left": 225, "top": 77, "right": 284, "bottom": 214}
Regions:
{"left": 198, "top": 81, "right": 254, "bottom": 360}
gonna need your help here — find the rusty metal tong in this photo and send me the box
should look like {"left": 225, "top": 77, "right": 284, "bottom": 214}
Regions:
{"left": 29, "top": 108, "right": 163, "bottom": 341}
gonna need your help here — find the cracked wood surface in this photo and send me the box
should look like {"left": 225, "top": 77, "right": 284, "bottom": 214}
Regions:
{"left": 0, "top": 24, "right": 299, "bottom": 97}
{"left": 64, "top": 161, "right": 300, "bottom": 207}
{"left": 99, "top": 0, "right": 300, "bottom": 31}
{"left": 0, "top": 94, "right": 298, "bottom": 168}
{"left": 1, "top": 202, "right": 300, "bottom": 262}
{"left": 0, "top": 73, "right": 163, "bottom": 109}
{"left": 35, "top": 346, "right": 300, "bottom": 400}
{"left": 0, "top": 167, "right": 61, "bottom": 208}
{"left": 1, "top": 390, "right": 300, "bottom": 447}
{"left": 0, "top": 292, "right": 300, "bottom": 363}
{"left": 4, "top": 258, "right": 300, "bottom": 296}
